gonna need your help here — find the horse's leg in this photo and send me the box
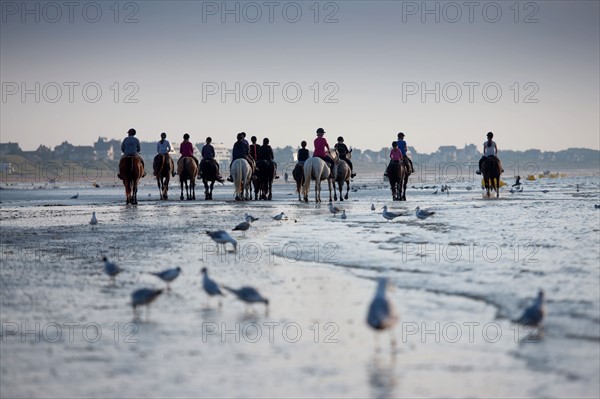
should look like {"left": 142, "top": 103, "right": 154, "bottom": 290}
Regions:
{"left": 345, "top": 180, "right": 350, "bottom": 200}
{"left": 328, "top": 178, "right": 333, "bottom": 203}
{"left": 192, "top": 178, "right": 196, "bottom": 200}
{"left": 180, "top": 179, "right": 184, "bottom": 201}
{"left": 209, "top": 181, "right": 214, "bottom": 200}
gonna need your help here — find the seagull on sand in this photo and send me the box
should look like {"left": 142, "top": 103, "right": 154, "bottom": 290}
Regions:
{"left": 415, "top": 206, "right": 435, "bottom": 219}
{"left": 367, "top": 277, "right": 399, "bottom": 349}
{"left": 224, "top": 285, "right": 269, "bottom": 314}
{"left": 244, "top": 213, "right": 259, "bottom": 223}
{"left": 103, "top": 256, "right": 122, "bottom": 283}
{"left": 90, "top": 212, "right": 98, "bottom": 226}
{"left": 514, "top": 290, "right": 545, "bottom": 327}
{"left": 341, "top": 210, "right": 347, "bottom": 220}
{"left": 432, "top": 189, "right": 438, "bottom": 195}
{"left": 382, "top": 205, "right": 403, "bottom": 221}
{"left": 131, "top": 288, "right": 163, "bottom": 319}
{"left": 328, "top": 202, "right": 341, "bottom": 217}
{"left": 70, "top": 193, "right": 79, "bottom": 199}
{"left": 206, "top": 230, "right": 237, "bottom": 252}
{"left": 233, "top": 217, "right": 251, "bottom": 236}
{"left": 371, "top": 203, "right": 376, "bottom": 211}
{"left": 150, "top": 267, "right": 182, "bottom": 290}
{"left": 272, "top": 212, "right": 285, "bottom": 223}
{"left": 201, "top": 267, "right": 224, "bottom": 307}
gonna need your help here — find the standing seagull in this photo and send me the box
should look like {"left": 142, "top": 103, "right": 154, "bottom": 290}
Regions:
{"left": 367, "top": 277, "right": 398, "bottom": 350}
{"left": 382, "top": 205, "right": 403, "bottom": 222}
{"left": 233, "top": 216, "right": 251, "bottom": 236}
{"left": 206, "top": 230, "right": 237, "bottom": 252}
{"left": 272, "top": 212, "right": 285, "bottom": 223}
{"left": 328, "top": 202, "right": 341, "bottom": 217}
{"left": 90, "top": 212, "right": 98, "bottom": 226}
{"left": 371, "top": 203, "right": 376, "bottom": 211}
{"left": 103, "top": 256, "right": 122, "bottom": 284}
{"left": 415, "top": 206, "right": 435, "bottom": 219}
{"left": 341, "top": 210, "right": 347, "bottom": 220}
{"left": 514, "top": 290, "right": 545, "bottom": 327}
{"left": 201, "top": 267, "right": 224, "bottom": 308}
{"left": 70, "top": 193, "right": 79, "bottom": 199}
{"left": 150, "top": 267, "right": 182, "bottom": 290}
{"left": 131, "top": 288, "right": 163, "bottom": 320}
{"left": 224, "top": 285, "right": 269, "bottom": 314}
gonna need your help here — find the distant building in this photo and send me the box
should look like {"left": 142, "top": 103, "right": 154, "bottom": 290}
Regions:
{"left": 68, "top": 146, "right": 97, "bottom": 162}
{"left": 0, "top": 142, "right": 21, "bottom": 155}
{"left": 94, "top": 137, "right": 115, "bottom": 161}
{"left": 0, "top": 162, "right": 14, "bottom": 173}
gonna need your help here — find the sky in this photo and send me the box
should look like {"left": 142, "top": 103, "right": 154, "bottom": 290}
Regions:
{"left": 1, "top": 0, "right": 599, "bottom": 153}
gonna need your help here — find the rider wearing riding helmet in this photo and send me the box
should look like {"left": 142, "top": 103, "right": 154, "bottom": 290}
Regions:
{"left": 201, "top": 137, "right": 225, "bottom": 183}
{"left": 476, "top": 131, "right": 503, "bottom": 175}
{"left": 297, "top": 141, "right": 310, "bottom": 164}
{"left": 396, "top": 132, "right": 414, "bottom": 174}
{"left": 180, "top": 133, "right": 200, "bottom": 170}
{"left": 154, "top": 132, "right": 175, "bottom": 177}
{"left": 119, "top": 128, "right": 145, "bottom": 179}
{"left": 313, "top": 128, "right": 335, "bottom": 178}
{"left": 334, "top": 136, "right": 356, "bottom": 178}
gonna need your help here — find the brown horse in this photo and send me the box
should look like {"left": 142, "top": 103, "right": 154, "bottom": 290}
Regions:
{"left": 199, "top": 159, "right": 219, "bottom": 200}
{"left": 178, "top": 157, "right": 198, "bottom": 200}
{"left": 153, "top": 153, "right": 173, "bottom": 200}
{"left": 119, "top": 156, "right": 144, "bottom": 205}
{"left": 386, "top": 161, "right": 406, "bottom": 201}
{"left": 292, "top": 162, "right": 304, "bottom": 201}
{"left": 481, "top": 156, "right": 502, "bottom": 198}
{"left": 255, "top": 159, "right": 276, "bottom": 200}
{"left": 333, "top": 155, "right": 351, "bottom": 201}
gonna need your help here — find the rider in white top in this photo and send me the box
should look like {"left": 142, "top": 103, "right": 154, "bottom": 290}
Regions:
{"left": 156, "top": 132, "right": 172, "bottom": 154}
{"left": 476, "top": 132, "right": 502, "bottom": 175}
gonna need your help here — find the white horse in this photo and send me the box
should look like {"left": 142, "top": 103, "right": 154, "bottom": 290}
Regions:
{"left": 301, "top": 149, "right": 337, "bottom": 203}
{"left": 231, "top": 158, "right": 251, "bottom": 201}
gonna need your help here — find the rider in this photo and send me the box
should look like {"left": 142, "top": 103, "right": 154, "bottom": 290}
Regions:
{"left": 334, "top": 136, "right": 356, "bottom": 178}
{"left": 313, "top": 128, "right": 335, "bottom": 178}
{"left": 119, "top": 128, "right": 145, "bottom": 179}
{"left": 396, "top": 132, "right": 414, "bottom": 173}
{"left": 201, "top": 137, "right": 225, "bottom": 183}
{"left": 179, "top": 133, "right": 200, "bottom": 171}
{"left": 249, "top": 136, "right": 260, "bottom": 162}
{"left": 297, "top": 141, "right": 310, "bottom": 164}
{"left": 257, "top": 137, "right": 279, "bottom": 179}
{"left": 384, "top": 141, "right": 403, "bottom": 177}
{"left": 154, "top": 132, "right": 175, "bottom": 177}
{"left": 227, "top": 133, "right": 253, "bottom": 182}
{"left": 476, "top": 132, "right": 503, "bottom": 175}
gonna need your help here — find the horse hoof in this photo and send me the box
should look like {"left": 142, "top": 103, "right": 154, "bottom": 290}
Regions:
{"left": 344, "top": 195, "right": 348, "bottom": 200}
{"left": 180, "top": 196, "right": 184, "bottom": 200}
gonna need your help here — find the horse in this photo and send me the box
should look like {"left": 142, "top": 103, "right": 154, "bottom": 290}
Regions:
{"left": 231, "top": 158, "right": 252, "bottom": 201}
{"left": 119, "top": 155, "right": 144, "bottom": 205}
{"left": 177, "top": 157, "right": 198, "bottom": 200}
{"left": 153, "top": 153, "right": 173, "bottom": 200}
{"left": 292, "top": 162, "right": 304, "bottom": 201}
{"left": 199, "top": 159, "right": 219, "bottom": 200}
{"left": 301, "top": 149, "right": 336, "bottom": 203}
{"left": 386, "top": 161, "right": 406, "bottom": 201}
{"left": 255, "top": 159, "right": 276, "bottom": 200}
{"left": 333, "top": 153, "right": 351, "bottom": 201}
{"left": 481, "top": 156, "right": 502, "bottom": 198}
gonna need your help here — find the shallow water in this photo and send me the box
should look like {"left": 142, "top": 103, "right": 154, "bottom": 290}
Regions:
{"left": 1, "top": 175, "right": 599, "bottom": 398}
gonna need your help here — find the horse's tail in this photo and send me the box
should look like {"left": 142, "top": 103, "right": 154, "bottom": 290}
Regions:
{"left": 301, "top": 159, "right": 312, "bottom": 198}
{"left": 234, "top": 160, "right": 243, "bottom": 195}
{"left": 158, "top": 153, "right": 166, "bottom": 177}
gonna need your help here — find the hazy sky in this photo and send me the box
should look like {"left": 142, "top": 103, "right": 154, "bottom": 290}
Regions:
{"left": 1, "top": 0, "right": 599, "bottom": 153}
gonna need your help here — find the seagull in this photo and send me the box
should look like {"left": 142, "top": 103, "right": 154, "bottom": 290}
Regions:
{"left": 432, "top": 189, "right": 438, "bottom": 195}
{"left": 576, "top": 184, "right": 580, "bottom": 193}
{"left": 70, "top": 193, "right": 79, "bottom": 199}
{"left": 367, "top": 277, "right": 398, "bottom": 349}
{"left": 131, "top": 288, "right": 163, "bottom": 319}
{"left": 90, "top": 212, "right": 98, "bottom": 226}
{"left": 328, "top": 202, "right": 341, "bottom": 217}
{"left": 150, "top": 267, "right": 182, "bottom": 290}
{"left": 206, "top": 230, "right": 237, "bottom": 252}
{"left": 382, "top": 205, "right": 403, "bottom": 221}
{"left": 466, "top": 186, "right": 473, "bottom": 191}
{"left": 371, "top": 203, "right": 376, "bottom": 211}
{"left": 542, "top": 190, "right": 549, "bottom": 194}
{"left": 103, "top": 256, "right": 122, "bottom": 283}
{"left": 201, "top": 267, "right": 224, "bottom": 308}
{"left": 244, "top": 213, "right": 259, "bottom": 223}
{"left": 415, "top": 206, "right": 435, "bottom": 219}
{"left": 341, "top": 210, "right": 347, "bottom": 220}
{"left": 272, "top": 212, "right": 285, "bottom": 223}
{"left": 224, "top": 285, "right": 269, "bottom": 314}
{"left": 595, "top": 204, "right": 600, "bottom": 209}
{"left": 510, "top": 187, "right": 516, "bottom": 194}
{"left": 233, "top": 218, "right": 251, "bottom": 236}
{"left": 514, "top": 290, "right": 545, "bottom": 327}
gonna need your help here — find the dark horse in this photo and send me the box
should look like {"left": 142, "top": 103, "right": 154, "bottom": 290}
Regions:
{"left": 292, "top": 162, "right": 304, "bottom": 201}
{"left": 119, "top": 155, "right": 144, "bottom": 205}
{"left": 481, "top": 156, "right": 502, "bottom": 198}
{"left": 255, "top": 159, "right": 276, "bottom": 200}
{"left": 199, "top": 159, "right": 219, "bottom": 200}
{"left": 153, "top": 153, "right": 173, "bottom": 200}
{"left": 178, "top": 157, "right": 198, "bottom": 200}
{"left": 386, "top": 161, "right": 407, "bottom": 201}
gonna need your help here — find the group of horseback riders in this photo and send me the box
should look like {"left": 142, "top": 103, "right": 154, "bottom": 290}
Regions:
{"left": 117, "top": 127, "right": 503, "bottom": 184}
